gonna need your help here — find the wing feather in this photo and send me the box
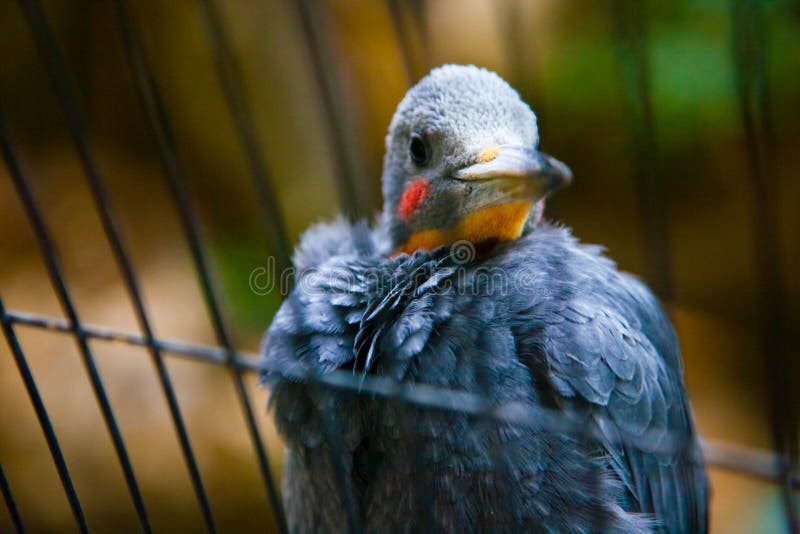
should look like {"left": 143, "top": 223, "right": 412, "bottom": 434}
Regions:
{"left": 516, "top": 245, "right": 708, "bottom": 532}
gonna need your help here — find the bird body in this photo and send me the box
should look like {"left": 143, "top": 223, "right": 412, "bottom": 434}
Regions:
{"left": 262, "top": 65, "right": 708, "bottom": 533}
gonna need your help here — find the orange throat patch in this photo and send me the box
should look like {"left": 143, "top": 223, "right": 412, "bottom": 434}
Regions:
{"left": 395, "top": 201, "right": 533, "bottom": 256}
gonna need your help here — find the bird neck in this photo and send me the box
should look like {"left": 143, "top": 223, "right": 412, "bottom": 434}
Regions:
{"left": 394, "top": 200, "right": 533, "bottom": 256}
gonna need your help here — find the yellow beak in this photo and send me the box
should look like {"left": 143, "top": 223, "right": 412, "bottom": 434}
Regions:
{"left": 454, "top": 145, "right": 572, "bottom": 201}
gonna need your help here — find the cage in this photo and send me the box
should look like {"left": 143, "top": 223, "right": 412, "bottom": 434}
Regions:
{"left": 0, "top": 0, "right": 798, "bottom": 532}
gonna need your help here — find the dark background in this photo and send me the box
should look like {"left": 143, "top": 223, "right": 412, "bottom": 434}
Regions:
{"left": 0, "top": 0, "right": 798, "bottom": 532}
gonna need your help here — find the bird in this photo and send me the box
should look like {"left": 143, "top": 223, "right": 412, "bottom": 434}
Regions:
{"left": 261, "top": 64, "right": 709, "bottom": 533}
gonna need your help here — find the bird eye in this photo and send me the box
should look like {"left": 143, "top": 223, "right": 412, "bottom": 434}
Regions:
{"left": 409, "top": 133, "right": 430, "bottom": 165}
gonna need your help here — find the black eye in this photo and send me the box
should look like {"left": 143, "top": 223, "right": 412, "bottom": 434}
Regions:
{"left": 409, "top": 134, "right": 430, "bottom": 165}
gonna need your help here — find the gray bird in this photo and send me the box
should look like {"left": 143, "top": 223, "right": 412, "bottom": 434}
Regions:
{"left": 261, "top": 65, "right": 708, "bottom": 533}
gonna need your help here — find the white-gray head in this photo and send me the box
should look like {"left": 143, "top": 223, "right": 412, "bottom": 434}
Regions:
{"left": 381, "top": 65, "right": 571, "bottom": 254}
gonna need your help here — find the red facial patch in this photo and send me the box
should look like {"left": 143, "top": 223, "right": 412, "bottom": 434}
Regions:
{"left": 398, "top": 178, "right": 430, "bottom": 220}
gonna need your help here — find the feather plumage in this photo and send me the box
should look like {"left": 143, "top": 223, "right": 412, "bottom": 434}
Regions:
{"left": 261, "top": 219, "right": 708, "bottom": 533}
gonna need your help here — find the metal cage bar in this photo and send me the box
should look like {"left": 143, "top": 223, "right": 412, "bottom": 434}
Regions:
{"left": 292, "top": 0, "right": 367, "bottom": 218}
{"left": 0, "top": 304, "right": 86, "bottom": 534}
{"left": 0, "top": 460, "right": 24, "bottom": 533}
{"left": 386, "top": 0, "right": 429, "bottom": 85}
{"left": 612, "top": 0, "right": 674, "bottom": 301}
{"left": 197, "top": 0, "right": 292, "bottom": 274}
{"left": 4, "top": 307, "right": 799, "bottom": 492}
{"left": 316, "top": 402, "right": 365, "bottom": 534}
{"left": 194, "top": 1, "right": 294, "bottom": 529}
{"left": 110, "top": 0, "right": 234, "bottom": 530}
{"left": 729, "top": 0, "right": 799, "bottom": 531}
{"left": 282, "top": 295, "right": 364, "bottom": 533}
{"left": 381, "top": 5, "right": 436, "bottom": 526}
{"left": 2, "top": 19, "right": 152, "bottom": 518}
{"left": 114, "top": 0, "right": 290, "bottom": 531}
{"left": 19, "top": 0, "right": 226, "bottom": 531}
{"left": 0, "top": 115, "right": 90, "bottom": 534}
{"left": 386, "top": 0, "right": 418, "bottom": 85}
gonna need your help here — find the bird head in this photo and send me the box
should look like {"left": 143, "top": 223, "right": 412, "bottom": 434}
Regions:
{"left": 381, "top": 65, "right": 571, "bottom": 255}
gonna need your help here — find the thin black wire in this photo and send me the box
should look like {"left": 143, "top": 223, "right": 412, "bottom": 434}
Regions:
{"left": 611, "top": 0, "right": 674, "bottom": 301}
{"left": 362, "top": 0, "right": 436, "bottom": 506}
{"left": 0, "top": 120, "right": 89, "bottom": 534}
{"left": 6, "top": 105, "right": 153, "bottom": 532}
{"left": 192, "top": 4, "right": 297, "bottom": 531}
{"left": 314, "top": 399, "right": 365, "bottom": 534}
{"left": 17, "top": 0, "right": 154, "bottom": 529}
{"left": 407, "top": 0, "right": 430, "bottom": 72}
{"left": 0, "top": 460, "right": 24, "bottom": 533}
{"left": 497, "top": 0, "right": 549, "bottom": 133}
{"left": 4, "top": 307, "right": 800, "bottom": 492}
{"left": 284, "top": 295, "right": 364, "bottom": 533}
{"left": 2, "top": 112, "right": 151, "bottom": 533}
{"left": 115, "top": 1, "right": 288, "bottom": 530}
{"left": 729, "top": 0, "right": 799, "bottom": 531}
{"left": 292, "top": 0, "right": 367, "bottom": 218}
{"left": 106, "top": 1, "right": 231, "bottom": 531}
{"left": 195, "top": 0, "right": 292, "bottom": 274}
{"left": 386, "top": 0, "right": 417, "bottom": 85}
{"left": 386, "top": 0, "right": 428, "bottom": 85}
{"left": 15, "top": 1, "right": 271, "bottom": 531}
{"left": 499, "top": 0, "right": 526, "bottom": 88}
{"left": 6, "top": 310, "right": 229, "bottom": 366}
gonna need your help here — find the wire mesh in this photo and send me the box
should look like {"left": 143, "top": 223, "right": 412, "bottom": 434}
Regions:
{"left": 0, "top": 117, "right": 90, "bottom": 534}
{"left": 1, "top": 0, "right": 798, "bottom": 532}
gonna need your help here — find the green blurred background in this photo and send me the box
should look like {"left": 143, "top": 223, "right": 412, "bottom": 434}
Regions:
{"left": 0, "top": 0, "right": 798, "bottom": 532}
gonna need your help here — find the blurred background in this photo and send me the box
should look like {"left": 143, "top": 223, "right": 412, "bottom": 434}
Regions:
{"left": 0, "top": 0, "right": 798, "bottom": 532}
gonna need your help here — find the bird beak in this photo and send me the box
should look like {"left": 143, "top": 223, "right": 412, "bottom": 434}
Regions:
{"left": 454, "top": 146, "right": 572, "bottom": 200}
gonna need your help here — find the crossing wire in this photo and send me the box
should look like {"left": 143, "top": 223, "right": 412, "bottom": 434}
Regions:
{"left": 0, "top": 111, "right": 90, "bottom": 534}
{"left": 3, "top": 308, "right": 799, "bottom": 491}
{"left": 114, "top": 0, "right": 290, "bottom": 530}
{"left": 18, "top": 0, "right": 223, "bottom": 530}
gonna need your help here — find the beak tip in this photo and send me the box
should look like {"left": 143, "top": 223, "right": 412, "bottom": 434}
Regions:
{"left": 551, "top": 159, "right": 573, "bottom": 189}
{"left": 454, "top": 146, "right": 573, "bottom": 197}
